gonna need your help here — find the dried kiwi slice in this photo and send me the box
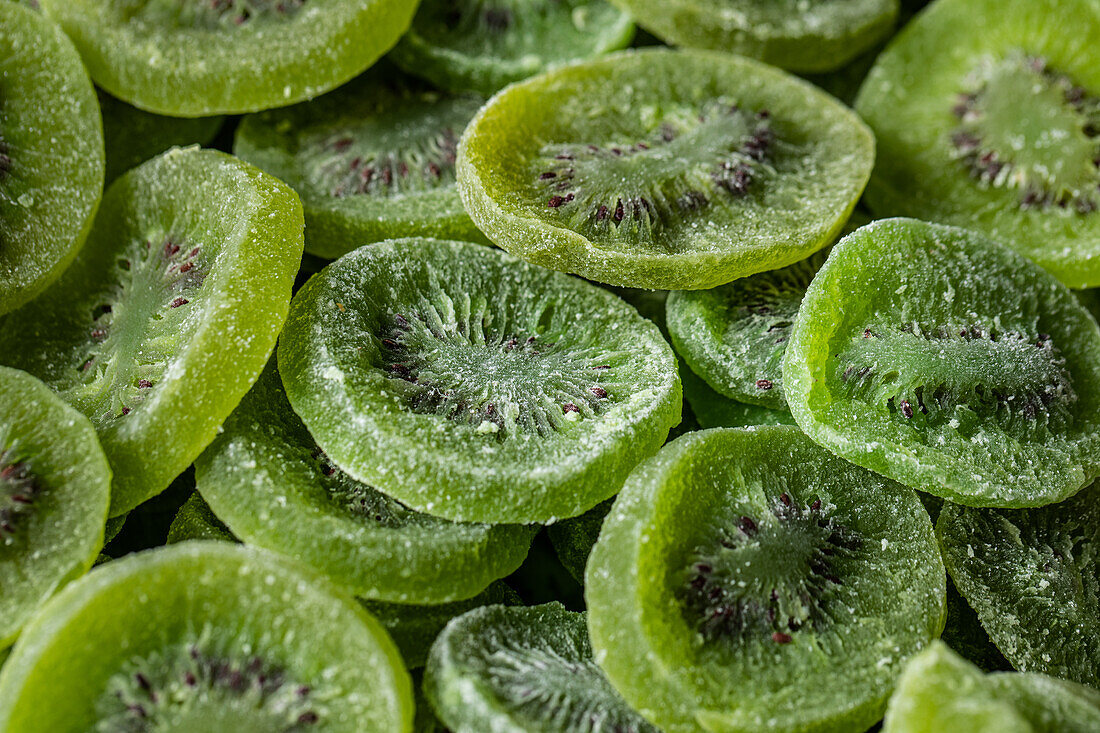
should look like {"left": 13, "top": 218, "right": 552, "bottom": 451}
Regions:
{"left": 0, "top": 542, "right": 413, "bottom": 731}
{"left": 234, "top": 70, "right": 486, "bottom": 259}
{"left": 547, "top": 498, "right": 611, "bottom": 584}
{"left": 0, "top": 3, "right": 104, "bottom": 316}
{"left": 856, "top": 0, "right": 1100, "bottom": 288}
{"left": 0, "top": 147, "right": 304, "bottom": 517}
{"left": 424, "top": 603, "right": 657, "bottom": 732}
{"left": 611, "top": 0, "right": 898, "bottom": 73}
{"left": 278, "top": 238, "right": 681, "bottom": 525}
{"left": 39, "top": 0, "right": 417, "bottom": 117}
{"left": 166, "top": 491, "right": 233, "bottom": 544}
{"left": 586, "top": 426, "right": 946, "bottom": 733}
{"left": 390, "top": 0, "right": 634, "bottom": 96}
{"left": 0, "top": 366, "right": 110, "bottom": 649}
{"left": 883, "top": 642, "right": 1100, "bottom": 733}
{"left": 196, "top": 362, "right": 535, "bottom": 604}
{"left": 457, "top": 48, "right": 874, "bottom": 290}
{"left": 784, "top": 218, "right": 1100, "bottom": 507}
{"left": 937, "top": 482, "right": 1100, "bottom": 686}
{"left": 681, "top": 364, "right": 795, "bottom": 429}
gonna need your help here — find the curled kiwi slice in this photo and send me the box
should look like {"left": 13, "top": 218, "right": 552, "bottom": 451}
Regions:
{"left": 883, "top": 641, "right": 1100, "bottom": 733}
{"left": 0, "top": 542, "right": 413, "bottom": 731}
{"left": 278, "top": 238, "right": 681, "bottom": 524}
{"left": 234, "top": 70, "right": 486, "bottom": 259}
{"left": 681, "top": 364, "right": 795, "bottom": 429}
{"left": 784, "top": 218, "right": 1100, "bottom": 507}
{"left": 937, "top": 482, "right": 1100, "bottom": 686}
{"left": 0, "top": 147, "right": 304, "bottom": 517}
{"left": 425, "top": 603, "right": 657, "bottom": 732}
{"left": 196, "top": 362, "right": 535, "bottom": 604}
{"left": 0, "top": 366, "right": 110, "bottom": 649}
{"left": 857, "top": 0, "right": 1100, "bottom": 289}
{"left": 586, "top": 425, "right": 946, "bottom": 733}
{"left": 457, "top": 48, "right": 874, "bottom": 290}
{"left": 0, "top": 3, "right": 104, "bottom": 316}
{"left": 390, "top": 0, "right": 634, "bottom": 96}
{"left": 39, "top": 0, "right": 417, "bottom": 117}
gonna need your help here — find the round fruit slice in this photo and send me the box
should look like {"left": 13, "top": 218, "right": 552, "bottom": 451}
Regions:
{"left": 0, "top": 147, "right": 305, "bottom": 517}
{"left": 390, "top": 0, "right": 634, "bottom": 96}
{"left": 0, "top": 366, "right": 110, "bottom": 649}
{"left": 196, "top": 362, "right": 535, "bottom": 604}
{"left": 0, "top": 3, "right": 103, "bottom": 316}
{"left": 278, "top": 238, "right": 681, "bottom": 524}
{"left": 586, "top": 426, "right": 946, "bottom": 733}
{"left": 609, "top": 0, "right": 898, "bottom": 73}
{"left": 425, "top": 603, "right": 658, "bottom": 732}
{"left": 234, "top": 70, "right": 487, "bottom": 259}
{"left": 937, "top": 482, "right": 1100, "bottom": 687}
{"left": 883, "top": 642, "right": 1100, "bottom": 733}
{"left": 783, "top": 218, "right": 1100, "bottom": 507}
{"left": 457, "top": 48, "right": 874, "bottom": 290}
{"left": 38, "top": 0, "right": 418, "bottom": 117}
{"left": 0, "top": 542, "right": 413, "bottom": 731}
{"left": 681, "top": 365, "right": 795, "bottom": 429}
{"left": 856, "top": 0, "right": 1100, "bottom": 289}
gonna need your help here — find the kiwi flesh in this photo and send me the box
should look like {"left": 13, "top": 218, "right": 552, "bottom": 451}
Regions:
{"left": 0, "top": 3, "right": 104, "bottom": 316}
{"left": 457, "top": 47, "right": 874, "bottom": 290}
{"left": 0, "top": 147, "right": 305, "bottom": 517}
{"left": 586, "top": 425, "right": 946, "bottom": 733}
{"left": 784, "top": 218, "right": 1100, "bottom": 508}
{"left": 680, "top": 363, "right": 795, "bottom": 429}
{"left": 166, "top": 491, "right": 234, "bottom": 544}
{"left": 856, "top": 0, "right": 1100, "bottom": 289}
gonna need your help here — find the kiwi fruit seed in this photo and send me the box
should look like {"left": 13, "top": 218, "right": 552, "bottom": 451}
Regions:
{"left": 784, "top": 218, "right": 1100, "bottom": 508}
{"left": 457, "top": 47, "right": 874, "bottom": 290}
{"left": 586, "top": 425, "right": 946, "bottom": 733}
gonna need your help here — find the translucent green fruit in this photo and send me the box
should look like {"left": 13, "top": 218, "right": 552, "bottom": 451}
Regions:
{"left": 234, "top": 70, "right": 487, "bottom": 259}
{"left": 0, "top": 148, "right": 305, "bottom": 517}
{"left": 457, "top": 48, "right": 874, "bottom": 290}
{"left": 39, "top": 0, "right": 419, "bottom": 116}
{"left": 784, "top": 218, "right": 1100, "bottom": 508}
{"left": 609, "top": 0, "right": 899, "bottom": 73}
{"left": 0, "top": 3, "right": 104, "bottom": 316}
{"left": 0, "top": 542, "right": 413, "bottom": 731}
{"left": 883, "top": 642, "right": 1100, "bottom": 733}
{"left": 0, "top": 366, "right": 110, "bottom": 649}
{"left": 856, "top": 0, "right": 1100, "bottom": 288}
{"left": 586, "top": 426, "right": 946, "bottom": 733}
{"left": 278, "top": 238, "right": 681, "bottom": 524}
{"left": 425, "top": 603, "right": 657, "bottom": 732}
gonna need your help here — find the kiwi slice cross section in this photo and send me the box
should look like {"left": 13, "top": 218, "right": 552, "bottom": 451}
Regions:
{"left": 235, "top": 70, "right": 486, "bottom": 259}
{"left": 278, "top": 238, "right": 681, "bottom": 525}
{"left": 0, "top": 147, "right": 305, "bottom": 518}
{"left": 856, "top": 0, "right": 1100, "bottom": 289}
{"left": 457, "top": 48, "right": 874, "bottom": 290}
{"left": 784, "top": 218, "right": 1100, "bottom": 508}
{"left": 0, "top": 3, "right": 104, "bottom": 316}
{"left": 0, "top": 542, "right": 414, "bottom": 732}
{"left": 196, "top": 362, "right": 535, "bottom": 604}
{"left": 586, "top": 425, "right": 946, "bottom": 733}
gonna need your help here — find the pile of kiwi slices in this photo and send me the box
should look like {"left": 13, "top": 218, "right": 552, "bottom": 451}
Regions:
{"left": 4, "top": 0, "right": 1100, "bottom": 730}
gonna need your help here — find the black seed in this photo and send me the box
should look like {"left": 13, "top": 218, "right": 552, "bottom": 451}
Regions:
{"left": 562, "top": 403, "right": 580, "bottom": 414}
{"left": 900, "top": 400, "right": 914, "bottom": 419}
{"left": 738, "top": 516, "right": 757, "bottom": 535}
{"left": 779, "top": 492, "right": 791, "bottom": 507}
{"left": 539, "top": 172, "right": 556, "bottom": 180}
{"left": 590, "top": 386, "right": 608, "bottom": 398}
{"left": 548, "top": 195, "right": 564, "bottom": 208}
{"left": 170, "top": 297, "right": 188, "bottom": 308}
{"left": 772, "top": 631, "right": 792, "bottom": 644}
{"left": 755, "top": 379, "right": 773, "bottom": 390}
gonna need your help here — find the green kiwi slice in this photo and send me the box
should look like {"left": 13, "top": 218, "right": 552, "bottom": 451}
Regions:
{"left": 278, "top": 237, "right": 681, "bottom": 525}
{"left": 883, "top": 641, "right": 1100, "bottom": 733}
{"left": 937, "top": 482, "right": 1100, "bottom": 686}
{"left": 0, "top": 3, "right": 104, "bottom": 316}
{"left": 389, "top": 0, "right": 635, "bottom": 96}
{"left": 856, "top": 0, "right": 1100, "bottom": 289}
{"left": 0, "top": 147, "right": 304, "bottom": 517}
{"left": 681, "top": 364, "right": 795, "bottom": 429}
{"left": 424, "top": 602, "right": 658, "bottom": 732}
{"left": 546, "top": 498, "right": 611, "bottom": 584}
{"left": 0, "top": 541, "right": 413, "bottom": 731}
{"left": 38, "top": 0, "right": 417, "bottom": 117}
{"left": 0, "top": 366, "right": 110, "bottom": 649}
{"left": 196, "top": 362, "right": 535, "bottom": 604}
{"left": 784, "top": 218, "right": 1100, "bottom": 508}
{"left": 166, "top": 491, "right": 233, "bottom": 544}
{"left": 234, "top": 70, "right": 487, "bottom": 259}
{"left": 941, "top": 581, "right": 1011, "bottom": 674}
{"left": 586, "top": 425, "right": 946, "bottom": 733}
{"left": 457, "top": 48, "right": 874, "bottom": 290}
